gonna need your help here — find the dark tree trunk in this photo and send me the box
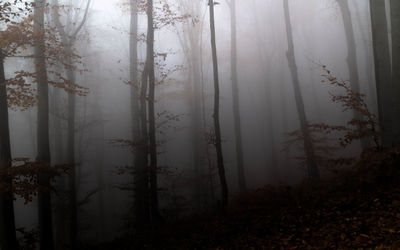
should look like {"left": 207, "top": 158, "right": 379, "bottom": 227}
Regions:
{"left": 229, "top": 0, "right": 246, "bottom": 192}
{"left": 130, "top": 0, "right": 150, "bottom": 225}
{"left": 369, "top": 0, "right": 392, "bottom": 146}
{"left": 146, "top": 0, "right": 162, "bottom": 222}
{"left": 34, "top": 0, "right": 55, "bottom": 249}
{"left": 391, "top": 0, "right": 400, "bottom": 146}
{"left": 283, "top": 0, "right": 319, "bottom": 180}
{"left": 0, "top": 51, "right": 19, "bottom": 250}
{"left": 209, "top": 0, "right": 228, "bottom": 207}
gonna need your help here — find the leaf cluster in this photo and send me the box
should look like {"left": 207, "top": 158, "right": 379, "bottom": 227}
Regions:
{"left": 0, "top": 158, "right": 70, "bottom": 204}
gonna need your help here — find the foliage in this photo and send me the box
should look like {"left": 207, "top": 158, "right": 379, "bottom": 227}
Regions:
{"left": 285, "top": 66, "right": 381, "bottom": 170}
{"left": 0, "top": 3, "right": 88, "bottom": 111}
{"left": 0, "top": 158, "right": 70, "bottom": 203}
{"left": 0, "top": 0, "right": 32, "bottom": 24}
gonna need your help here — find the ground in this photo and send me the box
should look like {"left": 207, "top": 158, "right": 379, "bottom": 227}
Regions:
{"left": 89, "top": 154, "right": 400, "bottom": 249}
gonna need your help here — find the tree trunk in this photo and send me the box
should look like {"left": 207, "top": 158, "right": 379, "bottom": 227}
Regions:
{"left": 66, "top": 67, "right": 77, "bottom": 249}
{"left": 0, "top": 51, "right": 19, "bottom": 250}
{"left": 251, "top": 0, "right": 279, "bottom": 183}
{"left": 51, "top": 0, "right": 91, "bottom": 244}
{"left": 283, "top": 0, "right": 319, "bottom": 180}
{"left": 34, "top": 0, "right": 55, "bottom": 249}
{"left": 337, "top": 0, "right": 369, "bottom": 149}
{"left": 146, "top": 0, "right": 162, "bottom": 222}
{"left": 188, "top": 27, "right": 204, "bottom": 208}
{"left": 229, "top": 0, "right": 246, "bottom": 192}
{"left": 209, "top": 0, "right": 228, "bottom": 207}
{"left": 130, "top": 0, "right": 150, "bottom": 225}
{"left": 369, "top": 0, "right": 392, "bottom": 146}
{"left": 391, "top": 0, "right": 400, "bottom": 146}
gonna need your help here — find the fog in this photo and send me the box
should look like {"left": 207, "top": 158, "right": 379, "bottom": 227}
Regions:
{"left": 1, "top": 0, "right": 396, "bottom": 248}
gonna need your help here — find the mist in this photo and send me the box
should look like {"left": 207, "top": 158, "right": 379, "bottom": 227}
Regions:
{"left": 1, "top": 0, "right": 399, "bottom": 249}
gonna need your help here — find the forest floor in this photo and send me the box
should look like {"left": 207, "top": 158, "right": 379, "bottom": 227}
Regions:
{"left": 90, "top": 159, "right": 400, "bottom": 249}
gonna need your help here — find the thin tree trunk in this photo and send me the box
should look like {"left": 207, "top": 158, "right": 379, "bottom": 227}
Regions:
{"left": 209, "top": 0, "right": 228, "bottom": 207}
{"left": 34, "top": 0, "right": 55, "bottom": 249}
{"left": 370, "top": 0, "right": 392, "bottom": 146}
{"left": 66, "top": 68, "right": 77, "bottom": 249}
{"left": 146, "top": 0, "right": 162, "bottom": 221}
{"left": 0, "top": 50, "right": 19, "bottom": 250}
{"left": 188, "top": 32, "right": 204, "bottom": 208}
{"left": 228, "top": 0, "right": 246, "bottom": 192}
{"left": 283, "top": 0, "right": 319, "bottom": 180}
{"left": 391, "top": 0, "right": 400, "bottom": 146}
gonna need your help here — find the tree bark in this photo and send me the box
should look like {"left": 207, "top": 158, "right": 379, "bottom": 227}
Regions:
{"left": 283, "top": 0, "right": 319, "bottom": 180}
{"left": 209, "top": 0, "right": 228, "bottom": 207}
{"left": 0, "top": 50, "right": 19, "bottom": 250}
{"left": 34, "top": 0, "right": 55, "bottom": 249}
{"left": 228, "top": 0, "right": 246, "bottom": 192}
{"left": 369, "top": 0, "right": 392, "bottom": 146}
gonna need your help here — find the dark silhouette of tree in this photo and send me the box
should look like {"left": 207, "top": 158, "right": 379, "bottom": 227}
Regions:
{"left": 283, "top": 0, "right": 319, "bottom": 180}
{"left": 0, "top": 50, "right": 19, "bottom": 250}
{"left": 208, "top": 0, "right": 228, "bottom": 207}
{"left": 33, "top": 0, "right": 56, "bottom": 248}
{"left": 391, "top": 0, "right": 400, "bottom": 146}
{"left": 369, "top": 0, "right": 392, "bottom": 146}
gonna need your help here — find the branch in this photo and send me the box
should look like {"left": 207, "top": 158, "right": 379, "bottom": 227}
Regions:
{"left": 77, "top": 188, "right": 99, "bottom": 207}
{"left": 71, "top": 0, "right": 91, "bottom": 39}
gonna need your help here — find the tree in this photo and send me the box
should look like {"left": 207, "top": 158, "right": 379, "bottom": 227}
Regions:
{"left": 0, "top": 2, "right": 34, "bottom": 248}
{"left": 283, "top": 0, "right": 319, "bottom": 180}
{"left": 208, "top": 0, "right": 228, "bottom": 207}
{"left": 146, "top": 0, "right": 162, "bottom": 222}
{"left": 391, "top": 0, "right": 400, "bottom": 146}
{"left": 0, "top": 50, "right": 19, "bottom": 250}
{"left": 51, "top": 0, "right": 91, "bottom": 247}
{"left": 369, "top": 0, "right": 392, "bottom": 146}
{"left": 226, "top": 0, "right": 246, "bottom": 192}
{"left": 336, "top": 0, "right": 369, "bottom": 149}
{"left": 129, "top": 0, "right": 151, "bottom": 226}
{"left": 33, "top": 0, "right": 56, "bottom": 248}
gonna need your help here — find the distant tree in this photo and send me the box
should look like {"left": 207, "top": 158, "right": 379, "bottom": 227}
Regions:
{"left": 251, "top": 0, "right": 280, "bottom": 184}
{"left": 208, "top": 0, "right": 228, "bottom": 207}
{"left": 176, "top": 0, "right": 216, "bottom": 208}
{"left": 226, "top": 0, "right": 246, "bottom": 192}
{"left": 283, "top": 0, "right": 319, "bottom": 180}
{"left": 51, "top": 0, "right": 91, "bottom": 247}
{"left": 336, "top": 0, "right": 369, "bottom": 149}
